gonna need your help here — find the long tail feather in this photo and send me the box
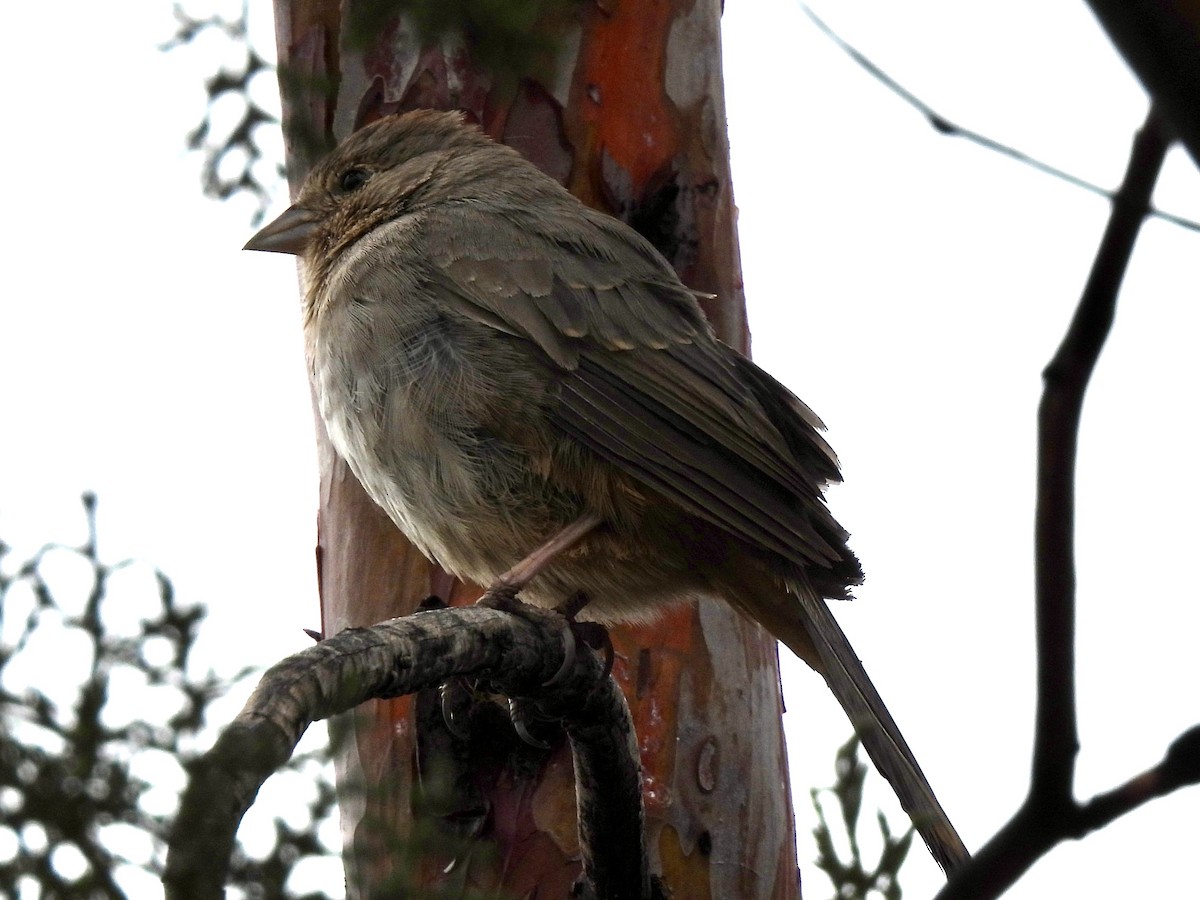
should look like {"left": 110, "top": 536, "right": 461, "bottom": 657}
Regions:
{"left": 789, "top": 592, "right": 969, "bottom": 873}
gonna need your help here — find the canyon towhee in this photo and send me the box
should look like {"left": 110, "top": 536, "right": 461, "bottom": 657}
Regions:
{"left": 247, "top": 109, "right": 963, "bottom": 868}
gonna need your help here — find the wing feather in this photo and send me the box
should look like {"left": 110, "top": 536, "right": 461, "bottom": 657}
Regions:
{"left": 414, "top": 199, "right": 854, "bottom": 575}
{"left": 559, "top": 353, "right": 844, "bottom": 568}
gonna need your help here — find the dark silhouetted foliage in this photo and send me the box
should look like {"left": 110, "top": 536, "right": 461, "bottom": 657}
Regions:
{"left": 0, "top": 495, "right": 340, "bottom": 898}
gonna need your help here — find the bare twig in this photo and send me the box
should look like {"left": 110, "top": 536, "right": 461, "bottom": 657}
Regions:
{"left": 798, "top": 3, "right": 1200, "bottom": 234}
{"left": 935, "top": 105, "right": 1200, "bottom": 900}
{"left": 163, "top": 604, "right": 647, "bottom": 900}
{"left": 1076, "top": 725, "right": 1200, "bottom": 831}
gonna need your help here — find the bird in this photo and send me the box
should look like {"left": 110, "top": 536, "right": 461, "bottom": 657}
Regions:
{"left": 246, "top": 108, "right": 966, "bottom": 871}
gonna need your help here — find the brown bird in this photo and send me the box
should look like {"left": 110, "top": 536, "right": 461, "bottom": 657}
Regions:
{"left": 246, "top": 109, "right": 966, "bottom": 870}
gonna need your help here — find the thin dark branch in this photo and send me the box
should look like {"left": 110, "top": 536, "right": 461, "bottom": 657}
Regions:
{"left": 934, "top": 106, "right": 1200, "bottom": 900}
{"left": 1031, "top": 104, "right": 1170, "bottom": 806}
{"left": 163, "top": 604, "right": 647, "bottom": 900}
{"left": 1076, "top": 725, "right": 1200, "bottom": 832}
{"left": 798, "top": 3, "right": 1200, "bottom": 234}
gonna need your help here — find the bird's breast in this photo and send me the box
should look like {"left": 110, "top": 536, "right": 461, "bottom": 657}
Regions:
{"left": 305, "top": 283, "right": 567, "bottom": 582}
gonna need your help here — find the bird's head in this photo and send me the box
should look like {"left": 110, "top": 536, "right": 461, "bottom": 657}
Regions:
{"left": 245, "top": 109, "right": 512, "bottom": 284}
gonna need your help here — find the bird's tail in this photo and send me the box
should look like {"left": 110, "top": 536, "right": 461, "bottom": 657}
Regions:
{"left": 733, "top": 579, "right": 970, "bottom": 874}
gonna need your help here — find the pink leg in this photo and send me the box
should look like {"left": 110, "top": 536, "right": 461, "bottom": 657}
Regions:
{"left": 494, "top": 513, "right": 604, "bottom": 592}
{"left": 475, "top": 514, "right": 610, "bottom": 716}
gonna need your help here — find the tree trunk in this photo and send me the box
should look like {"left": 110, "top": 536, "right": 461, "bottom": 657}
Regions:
{"left": 268, "top": 1, "right": 800, "bottom": 896}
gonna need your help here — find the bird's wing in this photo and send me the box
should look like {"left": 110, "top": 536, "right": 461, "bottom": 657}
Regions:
{"left": 419, "top": 200, "right": 705, "bottom": 367}
{"left": 419, "top": 200, "right": 968, "bottom": 873}
{"left": 420, "top": 201, "right": 852, "bottom": 575}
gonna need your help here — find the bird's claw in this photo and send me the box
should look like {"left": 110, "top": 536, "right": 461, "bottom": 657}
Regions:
{"left": 508, "top": 697, "right": 552, "bottom": 749}
{"left": 545, "top": 592, "right": 614, "bottom": 685}
{"left": 572, "top": 621, "right": 615, "bottom": 681}
{"left": 469, "top": 587, "right": 613, "bottom": 745}
{"left": 440, "top": 677, "right": 474, "bottom": 741}
{"left": 543, "top": 620, "right": 578, "bottom": 687}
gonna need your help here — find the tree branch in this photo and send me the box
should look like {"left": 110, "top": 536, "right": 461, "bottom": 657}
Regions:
{"left": 798, "top": 3, "right": 1200, "bottom": 233}
{"left": 163, "top": 604, "right": 648, "bottom": 900}
{"left": 1084, "top": 0, "right": 1200, "bottom": 170}
{"left": 1075, "top": 725, "right": 1200, "bottom": 833}
{"left": 935, "top": 105, "right": 1200, "bottom": 900}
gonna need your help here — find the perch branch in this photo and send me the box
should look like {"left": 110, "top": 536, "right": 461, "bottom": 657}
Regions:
{"left": 163, "top": 603, "right": 647, "bottom": 900}
{"left": 936, "top": 105, "right": 1200, "bottom": 899}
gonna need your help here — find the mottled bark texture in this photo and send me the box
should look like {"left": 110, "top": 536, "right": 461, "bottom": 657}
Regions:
{"left": 268, "top": 0, "right": 801, "bottom": 896}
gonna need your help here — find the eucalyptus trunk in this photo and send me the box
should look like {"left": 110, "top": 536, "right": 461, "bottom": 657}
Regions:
{"left": 267, "top": 1, "right": 800, "bottom": 895}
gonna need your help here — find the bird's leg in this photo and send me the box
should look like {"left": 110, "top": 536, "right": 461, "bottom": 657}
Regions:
{"left": 554, "top": 590, "right": 593, "bottom": 619}
{"left": 479, "top": 512, "right": 606, "bottom": 609}
{"left": 476, "top": 513, "right": 608, "bottom": 687}
{"left": 475, "top": 513, "right": 609, "bottom": 691}
{"left": 473, "top": 514, "right": 612, "bottom": 746}
{"left": 508, "top": 590, "right": 613, "bottom": 744}
{"left": 438, "top": 520, "right": 606, "bottom": 744}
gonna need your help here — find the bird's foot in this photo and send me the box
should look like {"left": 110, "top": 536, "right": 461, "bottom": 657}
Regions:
{"left": 546, "top": 591, "right": 614, "bottom": 685}
{"left": 439, "top": 677, "right": 476, "bottom": 741}
{"left": 507, "top": 696, "right": 553, "bottom": 749}
{"left": 468, "top": 587, "right": 613, "bottom": 746}
{"left": 475, "top": 581, "right": 522, "bottom": 612}
{"left": 476, "top": 583, "right": 581, "bottom": 686}
{"left": 441, "top": 680, "right": 557, "bottom": 750}
{"left": 419, "top": 594, "right": 449, "bottom": 611}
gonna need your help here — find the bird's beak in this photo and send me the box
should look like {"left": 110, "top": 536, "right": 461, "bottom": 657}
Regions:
{"left": 244, "top": 204, "right": 319, "bottom": 255}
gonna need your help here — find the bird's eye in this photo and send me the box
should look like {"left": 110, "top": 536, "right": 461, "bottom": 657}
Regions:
{"left": 339, "top": 168, "right": 371, "bottom": 192}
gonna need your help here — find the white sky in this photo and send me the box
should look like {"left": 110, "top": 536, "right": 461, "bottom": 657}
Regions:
{"left": 1, "top": 1, "right": 1196, "bottom": 897}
